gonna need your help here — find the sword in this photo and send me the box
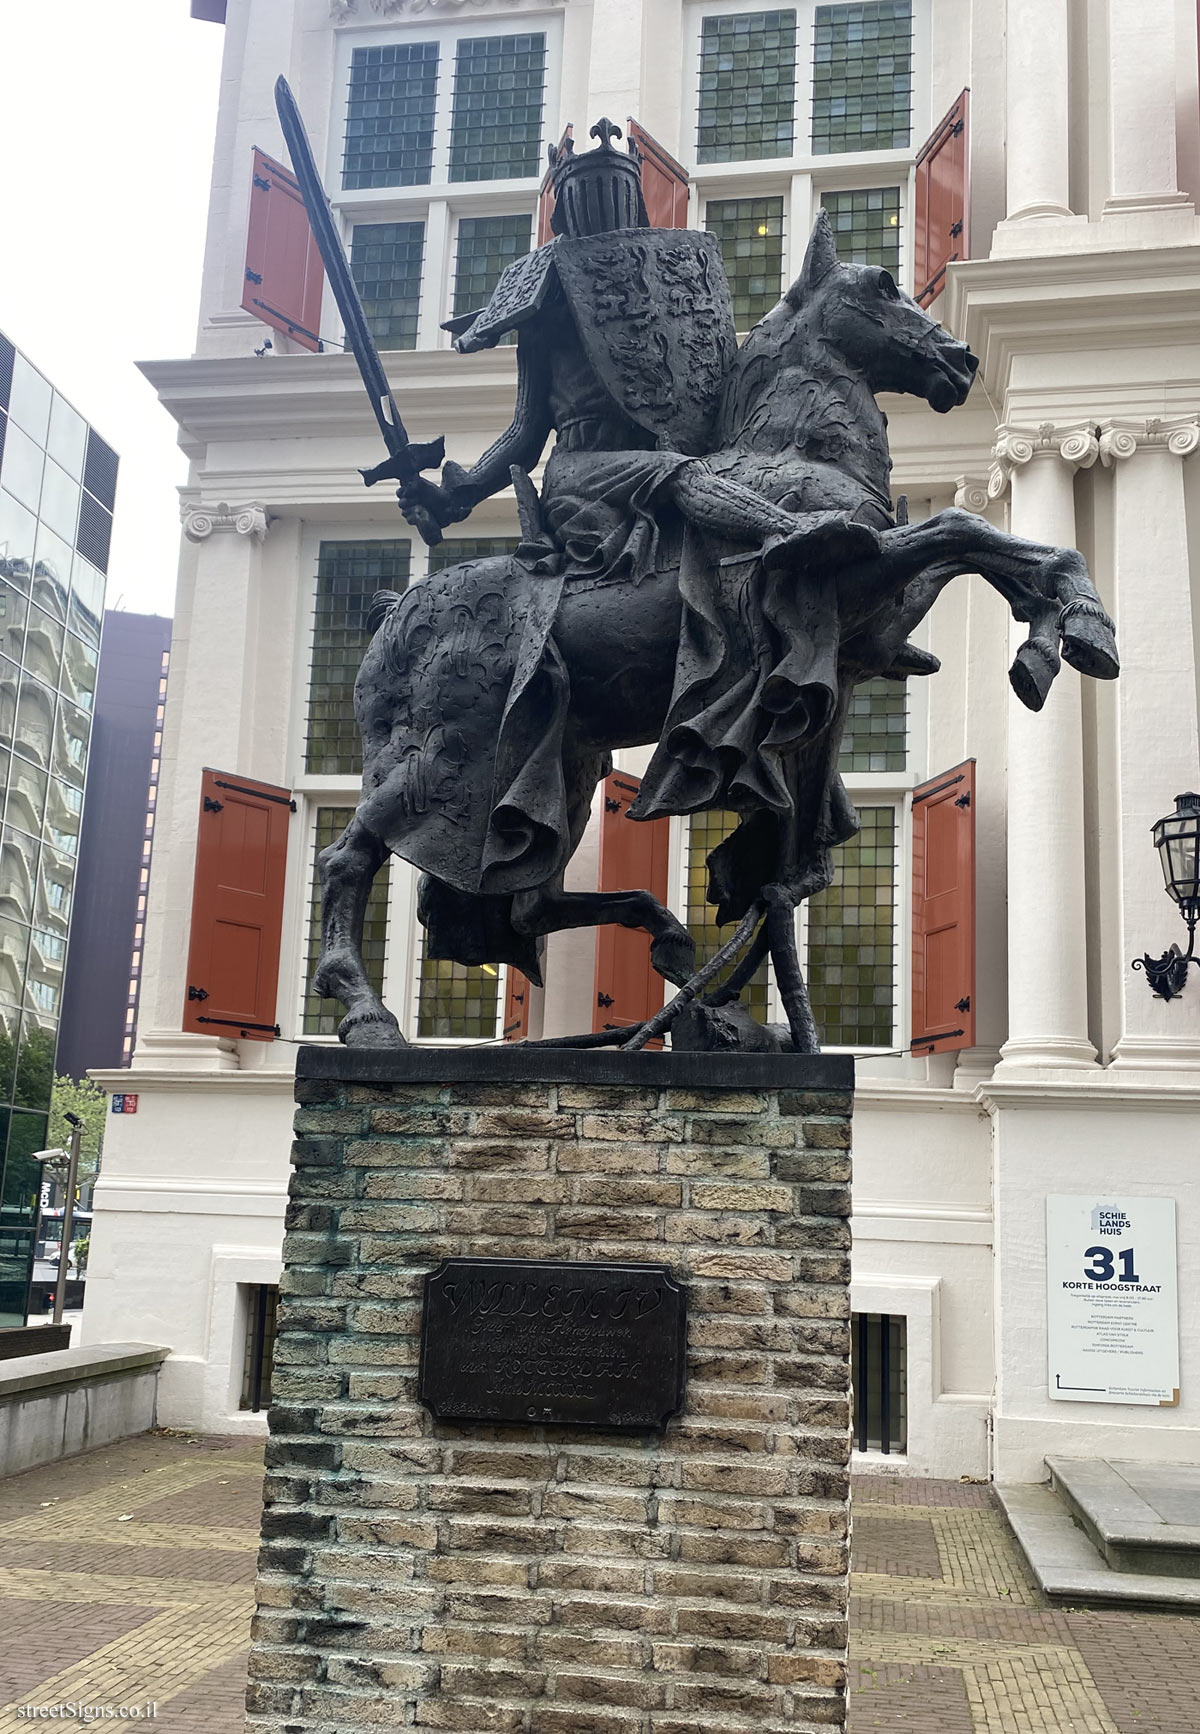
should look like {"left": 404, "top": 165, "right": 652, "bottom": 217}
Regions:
{"left": 274, "top": 75, "right": 446, "bottom": 544}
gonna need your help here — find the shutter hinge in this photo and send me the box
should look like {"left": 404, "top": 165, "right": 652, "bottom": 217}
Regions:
{"left": 195, "top": 1015, "right": 282, "bottom": 1036}
{"left": 203, "top": 795, "right": 223, "bottom": 813}
{"left": 954, "top": 790, "right": 971, "bottom": 808}
{"left": 955, "top": 997, "right": 971, "bottom": 1013}
{"left": 612, "top": 777, "right": 640, "bottom": 796}
{"left": 597, "top": 992, "right": 615, "bottom": 1008}
{"left": 949, "top": 220, "right": 964, "bottom": 238}
{"left": 213, "top": 777, "right": 297, "bottom": 811}
{"left": 253, "top": 173, "right": 272, "bottom": 191}
{"left": 245, "top": 268, "right": 263, "bottom": 285}
{"left": 188, "top": 985, "right": 209, "bottom": 1002}
{"left": 605, "top": 796, "right": 621, "bottom": 812}
{"left": 951, "top": 119, "right": 965, "bottom": 137}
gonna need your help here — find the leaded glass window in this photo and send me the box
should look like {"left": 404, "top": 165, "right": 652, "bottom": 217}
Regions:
{"left": 453, "top": 216, "right": 532, "bottom": 323}
{"left": 416, "top": 948, "right": 501, "bottom": 1040}
{"left": 307, "top": 540, "right": 410, "bottom": 777}
{"left": 449, "top": 34, "right": 546, "bottom": 183}
{"left": 811, "top": 1, "right": 913, "bottom": 155}
{"left": 343, "top": 42, "right": 439, "bottom": 190}
{"left": 806, "top": 805, "right": 895, "bottom": 1046}
{"left": 304, "top": 807, "right": 390, "bottom": 1036}
{"left": 839, "top": 677, "right": 906, "bottom": 772}
{"left": 697, "top": 11, "right": 797, "bottom": 163}
{"left": 685, "top": 809, "right": 770, "bottom": 1023}
{"left": 427, "top": 536, "right": 520, "bottom": 575}
{"left": 704, "top": 197, "right": 785, "bottom": 328}
{"left": 821, "top": 186, "right": 901, "bottom": 272}
{"left": 351, "top": 223, "right": 424, "bottom": 350}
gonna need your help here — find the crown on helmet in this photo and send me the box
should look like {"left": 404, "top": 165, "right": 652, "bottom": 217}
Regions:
{"left": 548, "top": 118, "right": 650, "bottom": 238}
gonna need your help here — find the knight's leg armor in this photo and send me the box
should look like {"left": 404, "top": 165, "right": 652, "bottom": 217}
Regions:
{"left": 670, "top": 462, "right": 879, "bottom": 569}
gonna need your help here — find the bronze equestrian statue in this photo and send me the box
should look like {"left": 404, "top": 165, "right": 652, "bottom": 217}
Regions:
{"left": 283, "top": 104, "right": 1119, "bottom": 1053}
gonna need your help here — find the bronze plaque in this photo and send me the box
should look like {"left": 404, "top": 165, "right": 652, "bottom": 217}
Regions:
{"left": 418, "top": 1257, "right": 687, "bottom": 1430}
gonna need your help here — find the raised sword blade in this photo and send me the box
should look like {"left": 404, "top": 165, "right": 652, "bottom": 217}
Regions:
{"left": 273, "top": 74, "right": 445, "bottom": 540}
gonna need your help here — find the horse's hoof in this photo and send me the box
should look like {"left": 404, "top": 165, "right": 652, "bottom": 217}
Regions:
{"left": 1009, "top": 637, "right": 1059, "bottom": 712}
{"left": 339, "top": 1010, "right": 409, "bottom": 1049}
{"left": 1060, "top": 604, "right": 1120, "bottom": 681}
{"left": 650, "top": 929, "right": 696, "bottom": 987}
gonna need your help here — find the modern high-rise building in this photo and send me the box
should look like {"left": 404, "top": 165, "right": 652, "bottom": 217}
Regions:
{"left": 56, "top": 611, "right": 172, "bottom": 1081}
{"left": 0, "top": 330, "right": 115, "bottom": 1327}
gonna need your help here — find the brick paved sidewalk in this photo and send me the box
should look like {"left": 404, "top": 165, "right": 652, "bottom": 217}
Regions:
{"left": 0, "top": 1437, "right": 1196, "bottom": 1731}
{"left": 850, "top": 1473, "right": 1200, "bottom": 1734}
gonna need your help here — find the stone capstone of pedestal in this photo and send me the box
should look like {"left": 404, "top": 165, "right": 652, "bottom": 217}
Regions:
{"left": 245, "top": 1045, "right": 854, "bottom": 1734}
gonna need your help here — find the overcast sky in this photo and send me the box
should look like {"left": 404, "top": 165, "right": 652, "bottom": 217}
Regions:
{"left": 0, "top": 2, "right": 225, "bottom": 618}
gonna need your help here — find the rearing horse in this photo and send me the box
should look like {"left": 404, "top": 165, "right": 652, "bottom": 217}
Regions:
{"left": 313, "top": 215, "right": 1117, "bottom": 1051}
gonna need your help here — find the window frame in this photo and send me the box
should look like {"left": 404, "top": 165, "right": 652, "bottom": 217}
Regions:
{"left": 670, "top": 678, "right": 929, "bottom": 1058}
{"left": 684, "top": 0, "right": 929, "bottom": 297}
{"left": 327, "top": 11, "right": 564, "bottom": 350}
{"left": 289, "top": 520, "right": 519, "bottom": 1046}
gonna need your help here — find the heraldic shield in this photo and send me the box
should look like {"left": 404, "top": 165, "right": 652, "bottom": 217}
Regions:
{"left": 553, "top": 229, "right": 737, "bottom": 456}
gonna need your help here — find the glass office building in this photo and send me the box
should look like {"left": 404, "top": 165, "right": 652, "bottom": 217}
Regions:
{"left": 0, "top": 330, "right": 114, "bottom": 1326}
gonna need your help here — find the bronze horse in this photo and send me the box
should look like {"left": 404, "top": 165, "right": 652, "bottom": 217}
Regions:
{"left": 312, "top": 216, "right": 1118, "bottom": 1051}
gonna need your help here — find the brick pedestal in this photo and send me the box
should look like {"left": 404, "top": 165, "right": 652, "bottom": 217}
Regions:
{"left": 247, "top": 1046, "right": 854, "bottom": 1734}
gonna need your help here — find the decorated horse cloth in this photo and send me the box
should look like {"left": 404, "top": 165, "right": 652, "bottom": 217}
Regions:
{"left": 365, "top": 496, "right": 859, "bottom": 956}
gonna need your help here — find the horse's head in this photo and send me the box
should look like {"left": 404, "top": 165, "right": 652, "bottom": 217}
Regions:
{"left": 783, "top": 212, "right": 977, "bottom": 414}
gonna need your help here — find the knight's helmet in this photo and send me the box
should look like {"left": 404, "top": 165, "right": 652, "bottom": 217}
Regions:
{"left": 549, "top": 118, "right": 650, "bottom": 237}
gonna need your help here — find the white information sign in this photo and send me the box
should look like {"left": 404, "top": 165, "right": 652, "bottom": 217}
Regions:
{"left": 1046, "top": 1196, "right": 1179, "bottom": 1406}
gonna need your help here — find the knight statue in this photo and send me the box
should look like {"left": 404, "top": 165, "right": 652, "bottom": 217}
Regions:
{"left": 399, "top": 119, "right": 880, "bottom": 595}
{"left": 274, "top": 82, "right": 1120, "bottom": 1054}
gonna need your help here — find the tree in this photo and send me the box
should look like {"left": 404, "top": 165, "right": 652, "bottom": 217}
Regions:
{"left": 49, "top": 1073, "right": 108, "bottom": 1182}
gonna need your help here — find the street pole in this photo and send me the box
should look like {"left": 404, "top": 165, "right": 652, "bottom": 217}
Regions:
{"left": 53, "top": 1113, "right": 83, "bottom": 1328}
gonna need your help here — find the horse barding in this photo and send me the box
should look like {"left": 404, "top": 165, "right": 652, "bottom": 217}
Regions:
{"left": 312, "top": 214, "right": 1118, "bottom": 1052}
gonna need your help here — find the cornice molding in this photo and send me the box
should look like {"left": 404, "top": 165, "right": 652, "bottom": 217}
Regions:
{"left": 331, "top": 0, "right": 570, "bottom": 16}
{"left": 181, "top": 500, "right": 271, "bottom": 542}
{"left": 987, "top": 420, "right": 1099, "bottom": 500}
{"left": 943, "top": 248, "right": 1200, "bottom": 405}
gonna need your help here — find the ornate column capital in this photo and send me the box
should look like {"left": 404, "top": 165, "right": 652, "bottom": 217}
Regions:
{"left": 1098, "top": 416, "right": 1200, "bottom": 467}
{"left": 953, "top": 475, "right": 990, "bottom": 515}
{"left": 987, "top": 421, "right": 1099, "bottom": 499}
{"left": 181, "top": 501, "right": 271, "bottom": 544}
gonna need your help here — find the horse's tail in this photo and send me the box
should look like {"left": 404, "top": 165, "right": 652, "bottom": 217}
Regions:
{"left": 368, "top": 589, "right": 405, "bottom": 634}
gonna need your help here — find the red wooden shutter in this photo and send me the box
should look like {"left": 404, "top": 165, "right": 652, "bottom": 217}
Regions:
{"left": 593, "top": 771, "right": 672, "bottom": 1034}
{"left": 182, "top": 769, "right": 293, "bottom": 1042}
{"left": 241, "top": 147, "right": 325, "bottom": 353}
{"left": 911, "top": 759, "right": 976, "bottom": 1056}
{"left": 913, "top": 88, "right": 969, "bottom": 307}
{"left": 627, "top": 119, "right": 690, "bottom": 229}
{"left": 537, "top": 125, "right": 574, "bottom": 245}
{"left": 504, "top": 968, "right": 530, "bottom": 1041}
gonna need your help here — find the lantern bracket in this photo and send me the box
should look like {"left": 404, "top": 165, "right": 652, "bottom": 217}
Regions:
{"left": 1133, "top": 905, "right": 1200, "bottom": 1001}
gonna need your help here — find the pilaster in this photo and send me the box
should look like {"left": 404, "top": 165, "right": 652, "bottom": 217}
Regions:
{"left": 988, "top": 423, "right": 1099, "bottom": 1076}
{"left": 1100, "top": 417, "right": 1200, "bottom": 1074}
{"left": 134, "top": 503, "right": 275, "bottom": 1072}
{"left": 1103, "top": 0, "right": 1193, "bottom": 224}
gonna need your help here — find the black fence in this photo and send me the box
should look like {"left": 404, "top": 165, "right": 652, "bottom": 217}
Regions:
{"left": 240, "top": 1283, "right": 279, "bottom": 1412}
{"left": 852, "top": 1311, "right": 907, "bottom": 1454}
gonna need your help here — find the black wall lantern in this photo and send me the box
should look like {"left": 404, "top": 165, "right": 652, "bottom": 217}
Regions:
{"left": 1133, "top": 792, "right": 1200, "bottom": 999}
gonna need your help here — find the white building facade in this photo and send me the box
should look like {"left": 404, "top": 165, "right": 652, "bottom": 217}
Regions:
{"left": 84, "top": 0, "right": 1200, "bottom": 1484}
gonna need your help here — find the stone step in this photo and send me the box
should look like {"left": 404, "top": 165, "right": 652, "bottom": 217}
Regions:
{"left": 996, "top": 1481, "right": 1200, "bottom": 1611}
{"left": 1048, "top": 1455, "right": 1200, "bottom": 1578}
